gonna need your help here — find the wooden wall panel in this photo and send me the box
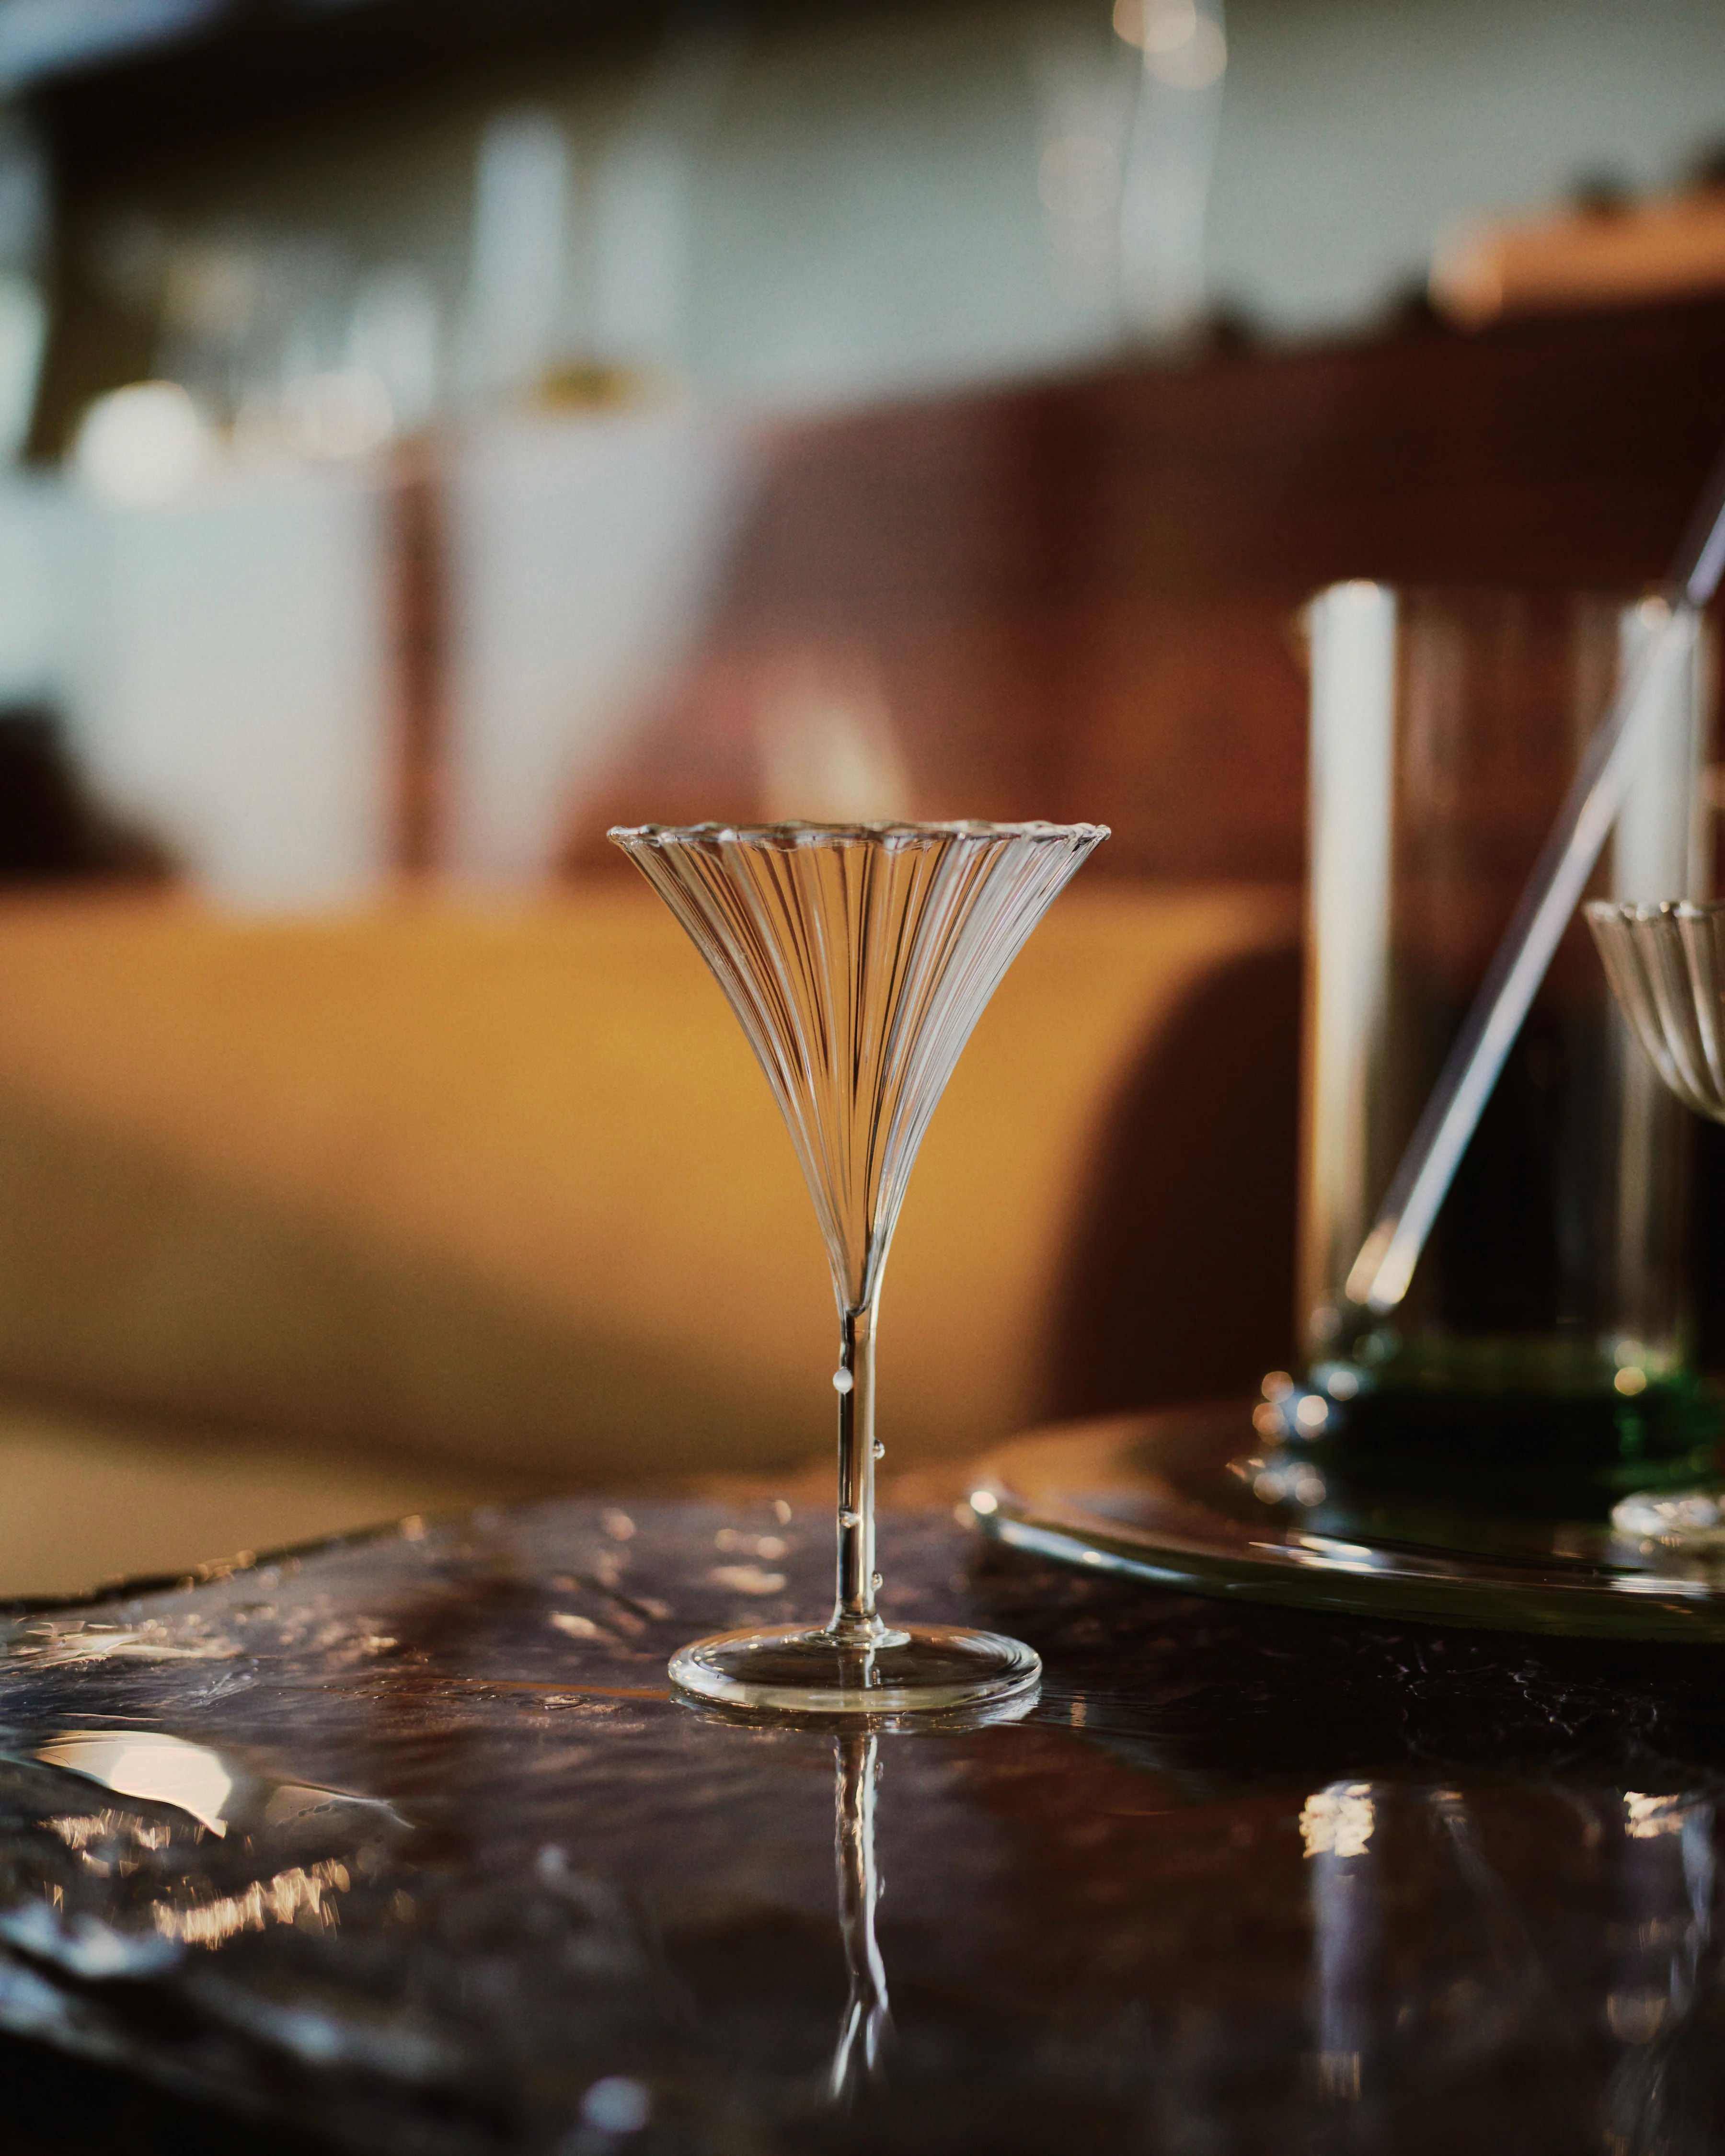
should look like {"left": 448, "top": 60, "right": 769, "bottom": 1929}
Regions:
{"left": 571, "top": 296, "right": 1725, "bottom": 883}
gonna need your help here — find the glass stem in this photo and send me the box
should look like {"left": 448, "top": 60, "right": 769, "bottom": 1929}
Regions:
{"left": 830, "top": 1297, "right": 882, "bottom": 1642}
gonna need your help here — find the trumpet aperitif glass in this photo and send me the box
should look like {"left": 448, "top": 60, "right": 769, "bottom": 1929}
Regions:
{"left": 610, "top": 818, "right": 1107, "bottom": 1717}
{"left": 1587, "top": 899, "right": 1725, "bottom": 1546}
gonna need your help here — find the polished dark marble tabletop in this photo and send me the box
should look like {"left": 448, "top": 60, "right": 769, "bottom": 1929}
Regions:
{"left": 2, "top": 1492, "right": 1725, "bottom": 2155}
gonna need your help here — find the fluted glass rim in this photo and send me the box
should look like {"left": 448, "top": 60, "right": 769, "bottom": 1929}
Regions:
{"left": 1585, "top": 899, "right": 1725, "bottom": 925}
{"left": 609, "top": 818, "right": 1109, "bottom": 850}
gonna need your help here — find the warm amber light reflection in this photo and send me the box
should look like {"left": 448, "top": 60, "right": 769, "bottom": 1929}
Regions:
{"left": 35, "top": 1730, "right": 235, "bottom": 1835}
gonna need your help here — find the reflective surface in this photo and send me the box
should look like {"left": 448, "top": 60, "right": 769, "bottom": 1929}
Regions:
{"left": 609, "top": 820, "right": 1104, "bottom": 1715}
{"left": 7, "top": 1495, "right": 1725, "bottom": 2150}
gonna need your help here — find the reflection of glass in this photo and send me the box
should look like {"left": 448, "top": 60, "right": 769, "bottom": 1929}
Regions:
{"left": 1300, "top": 1777, "right": 1724, "bottom": 2145}
{"left": 610, "top": 819, "right": 1105, "bottom": 1717}
{"left": 1294, "top": 585, "right": 1715, "bottom": 1509}
{"left": 828, "top": 1734, "right": 889, "bottom": 2102}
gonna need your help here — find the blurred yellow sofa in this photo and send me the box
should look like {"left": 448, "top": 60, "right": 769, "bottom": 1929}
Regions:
{"left": 0, "top": 882, "right": 1300, "bottom": 1594}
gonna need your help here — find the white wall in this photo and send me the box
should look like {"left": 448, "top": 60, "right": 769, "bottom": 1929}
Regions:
{"left": 448, "top": 408, "right": 749, "bottom": 882}
{"left": 1213, "top": 0, "right": 1725, "bottom": 334}
{"left": 108, "top": 0, "right": 1725, "bottom": 412}
{"left": 0, "top": 408, "right": 754, "bottom": 902}
{"left": 8, "top": 465, "right": 389, "bottom": 906}
{"left": 0, "top": 470, "right": 67, "bottom": 699}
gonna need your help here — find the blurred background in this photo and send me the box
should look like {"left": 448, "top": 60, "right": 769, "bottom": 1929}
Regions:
{"left": 2, "top": 0, "right": 1725, "bottom": 1592}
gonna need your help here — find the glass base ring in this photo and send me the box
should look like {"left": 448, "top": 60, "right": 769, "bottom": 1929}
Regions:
{"left": 667, "top": 1622, "right": 1041, "bottom": 1720}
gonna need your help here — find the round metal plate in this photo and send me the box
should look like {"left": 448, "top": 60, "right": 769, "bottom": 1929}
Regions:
{"left": 973, "top": 1401, "right": 1725, "bottom": 1642}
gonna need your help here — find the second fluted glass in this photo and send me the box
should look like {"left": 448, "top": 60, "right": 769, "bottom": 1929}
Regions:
{"left": 609, "top": 818, "right": 1106, "bottom": 1717}
{"left": 1587, "top": 899, "right": 1725, "bottom": 1547}
{"left": 1588, "top": 901, "right": 1725, "bottom": 1121}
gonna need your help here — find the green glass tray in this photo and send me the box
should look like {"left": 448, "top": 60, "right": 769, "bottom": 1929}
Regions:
{"left": 972, "top": 1399, "right": 1725, "bottom": 1642}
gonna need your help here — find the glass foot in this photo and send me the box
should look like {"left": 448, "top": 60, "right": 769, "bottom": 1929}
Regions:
{"left": 667, "top": 1623, "right": 1041, "bottom": 1720}
{"left": 1612, "top": 1485, "right": 1725, "bottom": 1550}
